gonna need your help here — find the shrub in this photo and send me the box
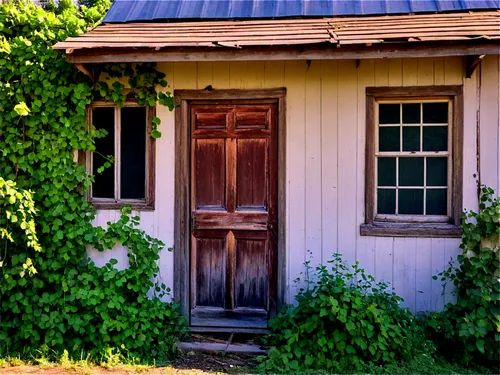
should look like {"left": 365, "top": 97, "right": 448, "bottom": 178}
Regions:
{"left": 260, "top": 254, "right": 429, "bottom": 373}
{"left": 427, "top": 186, "right": 500, "bottom": 367}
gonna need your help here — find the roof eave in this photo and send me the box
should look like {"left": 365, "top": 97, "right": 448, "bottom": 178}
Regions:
{"left": 59, "top": 42, "right": 500, "bottom": 64}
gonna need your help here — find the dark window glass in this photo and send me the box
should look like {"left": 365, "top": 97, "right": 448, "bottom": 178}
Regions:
{"left": 426, "top": 157, "right": 448, "bottom": 186}
{"left": 426, "top": 189, "right": 447, "bottom": 215}
{"left": 379, "top": 126, "right": 400, "bottom": 152}
{"left": 423, "top": 102, "right": 448, "bottom": 123}
{"left": 402, "top": 126, "right": 420, "bottom": 152}
{"left": 399, "top": 189, "right": 424, "bottom": 214}
{"left": 120, "top": 107, "right": 146, "bottom": 200}
{"left": 423, "top": 126, "right": 448, "bottom": 151}
{"left": 377, "top": 189, "right": 396, "bottom": 214}
{"left": 402, "top": 103, "right": 420, "bottom": 123}
{"left": 378, "top": 157, "right": 396, "bottom": 186}
{"left": 92, "top": 107, "right": 115, "bottom": 199}
{"left": 379, "top": 104, "right": 400, "bottom": 124}
{"left": 399, "top": 157, "right": 424, "bottom": 186}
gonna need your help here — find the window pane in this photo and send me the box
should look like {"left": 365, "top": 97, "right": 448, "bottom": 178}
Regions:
{"left": 423, "top": 102, "right": 448, "bottom": 123}
{"left": 379, "top": 104, "right": 400, "bottom": 124}
{"left": 399, "top": 189, "right": 424, "bottom": 215}
{"left": 423, "top": 126, "right": 448, "bottom": 151}
{"left": 378, "top": 157, "right": 396, "bottom": 186}
{"left": 92, "top": 107, "right": 115, "bottom": 199}
{"left": 377, "top": 189, "right": 396, "bottom": 214}
{"left": 379, "top": 126, "right": 400, "bottom": 152}
{"left": 402, "top": 103, "right": 420, "bottom": 124}
{"left": 402, "top": 126, "right": 420, "bottom": 152}
{"left": 426, "top": 157, "right": 448, "bottom": 186}
{"left": 426, "top": 189, "right": 447, "bottom": 215}
{"left": 120, "top": 107, "right": 146, "bottom": 200}
{"left": 399, "top": 157, "right": 424, "bottom": 186}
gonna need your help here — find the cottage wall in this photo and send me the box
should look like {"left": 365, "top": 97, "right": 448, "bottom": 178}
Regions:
{"left": 88, "top": 56, "right": 500, "bottom": 313}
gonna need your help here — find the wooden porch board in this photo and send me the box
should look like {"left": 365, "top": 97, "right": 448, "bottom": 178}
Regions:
{"left": 178, "top": 342, "right": 268, "bottom": 355}
{"left": 190, "top": 308, "right": 268, "bottom": 328}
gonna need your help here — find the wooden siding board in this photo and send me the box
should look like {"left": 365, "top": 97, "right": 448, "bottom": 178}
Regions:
{"left": 463, "top": 69, "right": 479, "bottom": 212}
{"left": 374, "top": 237, "right": 394, "bottom": 286}
{"left": 444, "top": 57, "right": 464, "bottom": 86}
{"left": 285, "top": 60, "right": 307, "bottom": 299}
{"left": 430, "top": 238, "right": 446, "bottom": 311}
{"left": 402, "top": 58, "right": 419, "bottom": 86}
{"left": 305, "top": 61, "right": 323, "bottom": 267}
{"left": 197, "top": 62, "right": 213, "bottom": 90}
{"left": 444, "top": 238, "right": 461, "bottom": 305}
{"left": 230, "top": 62, "right": 247, "bottom": 89}
{"left": 415, "top": 238, "right": 433, "bottom": 313}
{"left": 356, "top": 59, "right": 376, "bottom": 276}
{"left": 374, "top": 59, "right": 389, "bottom": 87}
{"left": 264, "top": 61, "right": 285, "bottom": 88}
{"left": 245, "top": 61, "right": 265, "bottom": 89}
{"left": 417, "top": 58, "right": 434, "bottom": 86}
{"left": 480, "top": 55, "right": 500, "bottom": 192}
{"left": 388, "top": 58, "right": 403, "bottom": 86}
{"left": 213, "top": 61, "right": 230, "bottom": 89}
{"left": 433, "top": 58, "right": 445, "bottom": 86}
{"left": 320, "top": 60, "right": 338, "bottom": 262}
{"left": 337, "top": 60, "right": 358, "bottom": 265}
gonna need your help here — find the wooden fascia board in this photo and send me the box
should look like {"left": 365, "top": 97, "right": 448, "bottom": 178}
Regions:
{"left": 66, "top": 42, "right": 500, "bottom": 63}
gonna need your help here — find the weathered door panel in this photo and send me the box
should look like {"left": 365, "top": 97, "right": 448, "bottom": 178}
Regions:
{"left": 190, "top": 103, "right": 277, "bottom": 329}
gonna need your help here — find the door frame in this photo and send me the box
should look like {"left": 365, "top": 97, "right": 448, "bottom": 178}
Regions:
{"left": 173, "top": 89, "right": 287, "bottom": 329}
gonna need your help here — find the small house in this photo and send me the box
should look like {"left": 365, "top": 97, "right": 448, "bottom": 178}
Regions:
{"left": 54, "top": 0, "right": 500, "bottom": 332}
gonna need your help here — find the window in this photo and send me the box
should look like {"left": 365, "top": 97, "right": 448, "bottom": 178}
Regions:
{"left": 362, "top": 86, "right": 463, "bottom": 237}
{"left": 87, "top": 103, "right": 155, "bottom": 210}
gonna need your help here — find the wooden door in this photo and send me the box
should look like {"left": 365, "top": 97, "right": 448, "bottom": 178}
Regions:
{"left": 190, "top": 102, "right": 278, "bottom": 329}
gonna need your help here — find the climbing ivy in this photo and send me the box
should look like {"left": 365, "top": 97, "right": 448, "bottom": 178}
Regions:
{"left": 427, "top": 186, "right": 500, "bottom": 366}
{"left": 0, "top": 1, "right": 185, "bottom": 360}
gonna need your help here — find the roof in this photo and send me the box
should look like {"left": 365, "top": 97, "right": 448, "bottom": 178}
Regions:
{"left": 103, "top": 0, "right": 500, "bottom": 23}
{"left": 54, "top": 11, "right": 500, "bottom": 50}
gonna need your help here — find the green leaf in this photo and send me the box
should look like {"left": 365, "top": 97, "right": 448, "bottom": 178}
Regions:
{"left": 476, "top": 339, "right": 485, "bottom": 353}
{"left": 151, "top": 130, "right": 162, "bottom": 138}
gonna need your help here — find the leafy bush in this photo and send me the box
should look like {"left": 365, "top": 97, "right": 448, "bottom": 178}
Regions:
{"left": 260, "top": 254, "right": 429, "bottom": 373}
{"left": 427, "top": 186, "right": 500, "bottom": 367}
{"left": 0, "top": 1, "right": 185, "bottom": 361}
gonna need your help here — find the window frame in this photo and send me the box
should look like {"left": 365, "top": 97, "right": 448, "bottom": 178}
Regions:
{"left": 361, "top": 86, "right": 463, "bottom": 238}
{"left": 85, "top": 100, "right": 156, "bottom": 211}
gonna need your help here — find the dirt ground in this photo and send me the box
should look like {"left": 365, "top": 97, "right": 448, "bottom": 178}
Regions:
{"left": 0, "top": 334, "right": 262, "bottom": 375}
{"left": 0, "top": 349, "right": 258, "bottom": 375}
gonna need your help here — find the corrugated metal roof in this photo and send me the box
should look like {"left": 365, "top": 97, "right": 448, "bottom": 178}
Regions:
{"left": 103, "top": 0, "right": 500, "bottom": 23}
{"left": 54, "top": 11, "right": 500, "bottom": 50}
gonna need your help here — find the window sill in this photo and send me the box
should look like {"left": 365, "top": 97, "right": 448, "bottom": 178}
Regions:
{"left": 360, "top": 222, "right": 462, "bottom": 238}
{"left": 92, "top": 202, "right": 155, "bottom": 211}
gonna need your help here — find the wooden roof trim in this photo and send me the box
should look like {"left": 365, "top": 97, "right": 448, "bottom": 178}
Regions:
{"left": 65, "top": 42, "right": 500, "bottom": 64}
{"left": 53, "top": 11, "right": 500, "bottom": 52}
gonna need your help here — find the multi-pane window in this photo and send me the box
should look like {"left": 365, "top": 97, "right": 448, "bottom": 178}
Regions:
{"left": 363, "top": 86, "right": 463, "bottom": 237}
{"left": 88, "top": 103, "right": 155, "bottom": 209}
{"left": 376, "top": 100, "right": 451, "bottom": 218}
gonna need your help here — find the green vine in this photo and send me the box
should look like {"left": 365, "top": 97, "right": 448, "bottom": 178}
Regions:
{"left": 0, "top": 1, "right": 186, "bottom": 360}
{"left": 427, "top": 186, "right": 500, "bottom": 366}
{"left": 94, "top": 62, "right": 174, "bottom": 138}
{"left": 0, "top": 177, "right": 41, "bottom": 277}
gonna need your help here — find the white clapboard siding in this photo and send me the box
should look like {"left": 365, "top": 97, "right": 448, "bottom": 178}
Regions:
{"left": 88, "top": 57, "right": 499, "bottom": 312}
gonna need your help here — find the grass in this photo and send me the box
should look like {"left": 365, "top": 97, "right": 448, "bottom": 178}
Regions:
{"left": 1, "top": 353, "right": 495, "bottom": 375}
